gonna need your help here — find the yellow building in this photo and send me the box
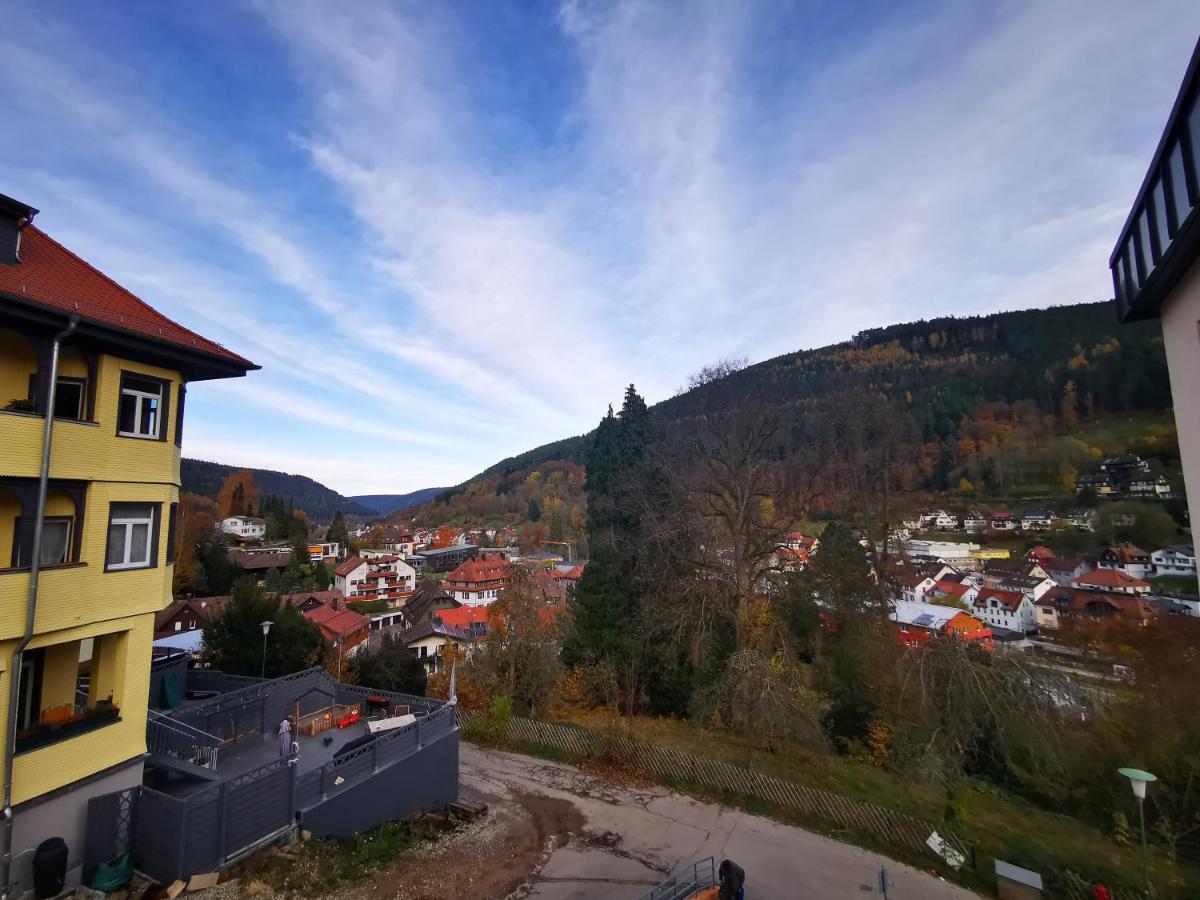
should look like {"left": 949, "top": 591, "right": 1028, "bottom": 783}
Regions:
{"left": 0, "top": 193, "right": 255, "bottom": 890}
{"left": 970, "top": 548, "right": 1012, "bottom": 561}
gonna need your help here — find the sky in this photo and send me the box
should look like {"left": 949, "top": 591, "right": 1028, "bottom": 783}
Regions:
{"left": 2, "top": 1, "right": 1198, "bottom": 496}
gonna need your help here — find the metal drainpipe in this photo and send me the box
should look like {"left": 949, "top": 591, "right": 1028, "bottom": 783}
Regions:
{"left": 1, "top": 315, "right": 78, "bottom": 898}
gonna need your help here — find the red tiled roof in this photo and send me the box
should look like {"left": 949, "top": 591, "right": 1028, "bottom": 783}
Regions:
{"left": 932, "top": 580, "right": 970, "bottom": 598}
{"left": 1076, "top": 569, "right": 1149, "bottom": 590}
{"left": 446, "top": 554, "right": 510, "bottom": 586}
{"left": 335, "top": 556, "right": 366, "bottom": 577}
{"left": 1067, "top": 590, "right": 1155, "bottom": 620}
{"left": 436, "top": 606, "right": 490, "bottom": 631}
{"left": 0, "top": 224, "right": 253, "bottom": 368}
{"left": 304, "top": 605, "right": 369, "bottom": 642}
{"left": 975, "top": 588, "right": 1025, "bottom": 612}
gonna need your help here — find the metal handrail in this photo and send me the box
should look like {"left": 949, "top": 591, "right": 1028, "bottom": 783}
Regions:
{"left": 148, "top": 709, "right": 223, "bottom": 744}
{"left": 637, "top": 858, "right": 716, "bottom": 900}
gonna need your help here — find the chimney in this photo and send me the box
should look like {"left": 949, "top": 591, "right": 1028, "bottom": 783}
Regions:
{"left": 0, "top": 194, "right": 38, "bottom": 266}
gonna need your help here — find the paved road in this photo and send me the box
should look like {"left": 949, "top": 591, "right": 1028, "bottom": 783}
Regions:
{"left": 460, "top": 745, "right": 979, "bottom": 900}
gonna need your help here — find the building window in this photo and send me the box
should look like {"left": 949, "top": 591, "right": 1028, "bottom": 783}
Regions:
{"left": 105, "top": 503, "right": 158, "bottom": 570}
{"left": 117, "top": 373, "right": 167, "bottom": 439}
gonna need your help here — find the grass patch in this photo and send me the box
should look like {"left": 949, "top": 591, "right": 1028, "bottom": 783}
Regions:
{"left": 1151, "top": 575, "right": 1198, "bottom": 595}
{"left": 347, "top": 598, "right": 394, "bottom": 615}
{"left": 234, "top": 815, "right": 457, "bottom": 897}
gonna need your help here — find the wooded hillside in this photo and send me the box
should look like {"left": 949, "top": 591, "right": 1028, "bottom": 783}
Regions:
{"left": 409, "top": 301, "right": 1175, "bottom": 526}
{"left": 181, "top": 459, "right": 374, "bottom": 521}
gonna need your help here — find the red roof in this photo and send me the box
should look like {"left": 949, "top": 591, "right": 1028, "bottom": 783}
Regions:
{"left": 932, "top": 580, "right": 971, "bottom": 598}
{"left": 445, "top": 554, "right": 510, "bottom": 587}
{"left": 335, "top": 556, "right": 366, "bottom": 577}
{"left": 975, "top": 587, "right": 1025, "bottom": 612}
{"left": 436, "top": 606, "right": 490, "bottom": 631}
{"left": 0, "top": 224, "right": 253, "bottom": 368}
{"left": 304, "top": 605, "right": 370, "bottom": 642}
{"left": 1076, "top": 569, "right": 1149, "bottom": 590}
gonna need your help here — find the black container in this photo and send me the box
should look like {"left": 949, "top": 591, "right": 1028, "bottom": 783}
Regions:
{"left": 33, "top": 836, "right": 68, "bottom": 899}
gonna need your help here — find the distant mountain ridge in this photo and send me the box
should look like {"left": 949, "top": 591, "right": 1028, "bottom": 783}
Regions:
{"left": 349, "top": 489, "right": 448, "bottom": 517}
{"left": 181, "top": 458, "right": 374, "bottom": 520}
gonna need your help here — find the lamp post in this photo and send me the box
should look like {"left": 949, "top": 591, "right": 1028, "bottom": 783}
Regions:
{"left": 1118, "top": 766, "right": 1156, "bottom": 894}
{"left": 260, "top": 620, "right": 273, "bottom": 679}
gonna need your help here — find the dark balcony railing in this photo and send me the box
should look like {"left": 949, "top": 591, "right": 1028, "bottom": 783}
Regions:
{"left": 14, "top": 703, "right": 121, "bottom": 754}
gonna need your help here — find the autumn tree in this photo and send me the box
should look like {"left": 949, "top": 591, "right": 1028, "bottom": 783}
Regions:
{"left": 349, "top": 634, "right": 427, "bottom": 696}
{"left": 217, "top": 469, "right": 260, "bottom": 519}
{"left": 468, "top": 567, "right": 562, "bottom": 715}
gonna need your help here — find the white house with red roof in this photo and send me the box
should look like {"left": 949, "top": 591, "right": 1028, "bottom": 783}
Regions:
{"left": 927, "top": 579, "right": 979, "bottom": 608}
{"left": 898, "top": 574, "right": 936, "bottom": 603}
{"left": 973, "top": 587, "right": 1037, "bottom": 634}
{"left": 1074, "top": 568, "right": 1151, "bottom": 596}
{"left": 333, "top": 556, "right": 369, "bottom": 597}
{"left": 445, "top": 553, "right": 511, "bottom": 606}
{"left": 1098, "top": 543, "right": 1153, "bottom": 580}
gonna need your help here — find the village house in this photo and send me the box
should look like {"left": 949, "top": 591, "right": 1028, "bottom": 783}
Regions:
{"left": 962, "top": 512, "right": 988, "bottom": 533}
{"left": 444, "top": 552, "right": 511, "bottom": 606}
{"left": 1042, "top": 556, "right": 1094, "bottom": 587}
{"left": 1066, "top": 590, "right": 1156, "bottom": 625}
{"left": 1021, "top": 510, "right": 1056, "bottom": 531}
{"left": 889, "top": 601, "right": 993, "bottom": 650}
{"left": 1098, "top": 543, "right": 1153, "bottom": 580}
{"left": 333, "top": 556, "right": 370, "bottom": 597}
{"left": 990, "top": 512, "right": 1019, "bottom": 531}
{"left": 1152, "top": 544, "right": 1197, "bottom": 578}
{"left": 898, "top": 574, "right": 936, "bottom": 603}
{"left": 221, "top": 514, "right": 266, "bottom": 542}
{"left": 402, "top": 618, "right": 471, "bottom": 673}
{"left": 307, "top": 541, "right": 340, "bottom": 565}
{"left": 1075, "top": 568, "right": 1152, "bottom": 596}
{"left": 926, "top": 579, "right": 978, "bottom": 608}
{"left": 782, "top": 531, "right": 819, "bottom": 552}
{"left": 304, "top": 604, "right": 371, "bottom": 670}
{"left": 973, "top": 587, "right": 1037, "bottom": 635}
{"left": 980, "top": 558, "right": 1048, "bottom": 586}
{"left": 1077, "top": 472, "right": 1117, "bottom": 498}
{"left": 0, "top": 192, "right": 260, "bottom": 892}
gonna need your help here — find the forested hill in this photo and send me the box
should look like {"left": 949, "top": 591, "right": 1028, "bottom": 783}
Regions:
{"left": 412, "top": 300, "right": 1171, "bottom": 524}
{"left": 181, "top": 459, "right": 374, "bottom": 520}
{"left": 349, "top": 488, "right": 448, "bottom": 516}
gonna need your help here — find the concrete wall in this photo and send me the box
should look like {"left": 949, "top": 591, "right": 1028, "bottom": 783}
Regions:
{"left": 300, "top": 729, "right": 458, "bottom": 838}
{"left": 11, "top": 758, "right": 143, "bottom": 892}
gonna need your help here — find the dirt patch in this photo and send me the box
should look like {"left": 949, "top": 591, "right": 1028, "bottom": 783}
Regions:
{"left": 184, "top": 788, "right": 585, "bottom": 900}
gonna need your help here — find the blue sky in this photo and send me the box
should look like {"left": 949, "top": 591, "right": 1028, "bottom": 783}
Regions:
{"left": 2, "top": 1, "right": 1198, "bottom": 496}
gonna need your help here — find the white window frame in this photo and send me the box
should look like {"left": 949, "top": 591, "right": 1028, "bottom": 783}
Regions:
{"left": 106, "top": 504, "right": 156, "bottom": 570}
{"left": 118, "top": 374, "right": 164, "bottom": 439}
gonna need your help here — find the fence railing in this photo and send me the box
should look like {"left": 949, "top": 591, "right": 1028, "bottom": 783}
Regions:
{"left": 638, "top": 857, "right": 715, "bottom": 900}
{"left": 295, "top": 703, "right": 458, "bottom": 810}
{"left": 146, "top": 711, "right": 222, "bottom": 771}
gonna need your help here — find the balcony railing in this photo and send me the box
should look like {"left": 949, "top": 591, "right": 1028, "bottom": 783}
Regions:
{"left": 14, "top": 702, "right": 121, "bottom": 754}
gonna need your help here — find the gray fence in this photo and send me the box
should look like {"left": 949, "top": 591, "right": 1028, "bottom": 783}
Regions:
{"left": 295, "top": 704, "right": 457, "bottom": 810}
{"left": 135, "top": 758, "right": 294, "bottom": 884}
{"left": 129, "top": 669, "right": 457, "bottom": 883}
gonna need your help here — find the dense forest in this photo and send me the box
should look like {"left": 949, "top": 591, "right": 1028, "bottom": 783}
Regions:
{"left": 410, "top": 301, "right": 1175, "bottom": 526}
{"left": 181, "top": 459, "right": 374, "bottom": 521}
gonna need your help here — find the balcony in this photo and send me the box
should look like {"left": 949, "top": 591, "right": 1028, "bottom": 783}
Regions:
{"left": 13, "top": 633, "right": 125, "bottom": 755}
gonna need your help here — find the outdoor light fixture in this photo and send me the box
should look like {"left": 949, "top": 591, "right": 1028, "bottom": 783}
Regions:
{"left": 260, "top": 620, "right": 274, "bottom": 679}
{"left": 1118, "top": 767, "right": 1157, "bottom": 894}
{"left": 1118, "top": 767, "right": 1156, "bottom": 800}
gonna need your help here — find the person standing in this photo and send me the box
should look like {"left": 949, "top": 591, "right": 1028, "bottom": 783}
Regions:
{"left": 718, "top": 859, "right": 745, "bottom": 900}
{"left": 277, "top": 718, "right": 292, "bottom": 757}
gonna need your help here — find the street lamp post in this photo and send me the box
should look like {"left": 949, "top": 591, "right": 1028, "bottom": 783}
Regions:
{"left": 260, "top": 620, "right": 273, "bottom": 679}
{"left": 1118, "top": 766, "right": 1157, "bottom": 895}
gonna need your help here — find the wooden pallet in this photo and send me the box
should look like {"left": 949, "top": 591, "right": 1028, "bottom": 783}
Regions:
{"left": 449, "top": 798, "right": 488, "bottom": 820}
